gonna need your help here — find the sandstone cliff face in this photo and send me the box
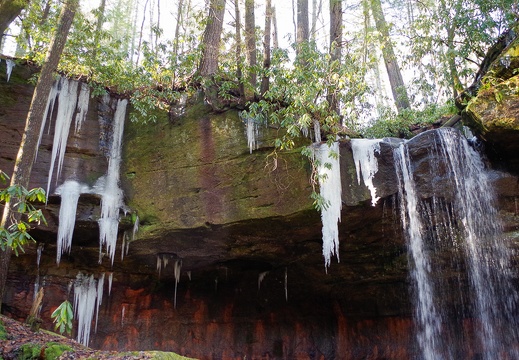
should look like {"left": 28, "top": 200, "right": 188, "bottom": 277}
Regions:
{"left": 1, "top": 60, "right": 519, "bottom": 360}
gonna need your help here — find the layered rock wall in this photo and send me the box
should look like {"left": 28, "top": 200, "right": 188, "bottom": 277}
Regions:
{"left": 1, "top": 60, "right": 519, "bottom": 360}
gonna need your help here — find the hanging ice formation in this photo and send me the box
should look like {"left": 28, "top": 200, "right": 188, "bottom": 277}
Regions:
{"left": 98, "top": 99, "right": 128, "bottom": 264}
{"left": 258, "top": 271, "right": 268, "bottom": 291}
{"left": 5, "top": 59, "right": 15, "bottom": 82}
{"left": 108, "top": 272, "right": 113, "bottom": 296}
{"left": 351, "top": 139, "right": 382, "bottom": 206}
{"left": 74, "top": 273, "right": 103, "bottom": 346}
{"left": 55, "top": 180, "right": 90, "bottom": 265}
{"left": 35, "top": 78, "right": 60, "bottom": 161}
{"left": 34, "top": 243, "right": 44, "bottom": 301}
{"left": 245, "top": 116, "right": 259, "bottom": 153}
{"left": 74, "top": 82, "right": 90, "bottom": 134}
{"left": 284, "top": 267, "right": 288, "bottom": 302}
{"left": 314, "top": 141, "right": 342, "bottom": 269}
{"left": 156, "top": 254, "right": 170, "bottom": 277}
{"left": 46, "top": 78, "right": 79, "bottom": 198}
{"left": 173, "top": 260, "right": 182, "bottom": 309}
{"left": 95, "top": 273, "right": 105, "bottom": 333}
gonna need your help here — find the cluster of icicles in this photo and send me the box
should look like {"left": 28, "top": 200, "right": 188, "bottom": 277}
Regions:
{"left": 37, "top": 77, "right": 132, "bottom": 266}
{"left": 31, "top": 75, "right": 136, "bottom": 346}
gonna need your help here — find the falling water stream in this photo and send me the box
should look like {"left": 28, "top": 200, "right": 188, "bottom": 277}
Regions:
{"left": 392, "top": 128, "right": 519, "bottom": 359}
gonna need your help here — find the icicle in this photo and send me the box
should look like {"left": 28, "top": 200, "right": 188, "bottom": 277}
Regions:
{"left": 36, "top": 243, "right": 44, "bottom": 268}
{"left": 108, "top": 272, "right": 113, "bottom": 296}
{"left": 121, "top": 305, "right": 126, "bottom": 326}
{"left": 246, "top": 116, "right": 259, "bottom": 154}
{"left": 46, "top": 78, "right": 79, "bottom": 197}
{"left": 74, "top": 83, "right": 90, "bottom": 134}
{"left": 5, "top": 59, "right": 15, "bottom": 82}
{"left": 55, "top": 181, "right": 89, "bottom": 265}
{"left": 314, "top": 142, "right": 342, "bottom": 269}
{"left": 156, "top": 255, "right": 162, "bottom": 275}
{"left": 74, "top": 273, "right": 98, "bottom": 346}
{"left": 121, "top": 232, "right": 127, "bottom": 261}
{"left": 313, "top": 119, "right": 321, "bottom": 143}
{"left": 351, "top": 139, "right": 381, "bottom": 206}
{"left": 35, "top": 78, "right": 60, "bottom": 163}
{"left": 173, "top": 260, "right": 182, "bottom": 309}
{"left": 187, "top": 271, "right": 192, "bottom": 281}
{"left": 284, "top": 267, "right": 288, "bottom": 302}
{"left": 95, "top": 273, "right": 105, "bottom": 333}
{"left": 258, "top": 271, "right": 268, "bottom": 291}
{"left": 132, "top": 215, "right": 139, "bottom": 241}
{"left": 98, "top": 99, "right": 128, "bottom": 264}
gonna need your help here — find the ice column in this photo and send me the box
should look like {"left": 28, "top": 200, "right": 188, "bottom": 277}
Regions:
{"left": 246, "top": 116, "right": 258, "bottom": 153}
{"left": 74, "top": 273, "right": 99, "bottom": 346}
{"left": 74, "top": 82, "right": 90, "bottom": 134}
{"left": 55, "top": 180, "right": 89, "bottom": 265}
{"left": 46, "top": 78, "right": 79, "bottom": 197}
{"left": 351, "top": 139, "right": 382, "bottom": 206}
{"left": 98, "top": 99, "right": 128, "bottom": 264}
{"left": 5, "top": 59, "right": 15, "bottom": 82}
{"left": 314, "top": 141, "right": 342, "bottom": 269}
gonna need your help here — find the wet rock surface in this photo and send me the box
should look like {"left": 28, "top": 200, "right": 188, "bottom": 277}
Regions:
{"left": 1, "top": 62, "right": 519, "bottom": 359}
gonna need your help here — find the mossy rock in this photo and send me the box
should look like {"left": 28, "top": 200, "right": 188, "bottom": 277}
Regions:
{"left": 465, "top": 75, "right": 519, "bottom": 134}
{"left": 18, "top": 342, "right": 73, "bottom": 360}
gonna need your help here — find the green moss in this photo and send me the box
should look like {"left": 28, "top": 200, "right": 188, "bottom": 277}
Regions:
{"left": 147, "top": 351, "right": 197, "bottom": 360}
{"left": 0, "top": 320, "right": 7, "bottom": 340}
{"left": 18, "top": 343, "right": 41, "bottom": 360}
{"left": 43, "top": 342, "right": 74, "bottom": 359}
{"left": 18, "top": 342, "right": 73, "bottom": 360}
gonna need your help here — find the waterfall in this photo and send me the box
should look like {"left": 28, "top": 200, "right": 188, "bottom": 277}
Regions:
{"left": 314, "top": 141, "right": 342, "bottom": 269}
{"left": 394, "top": 143, "right": 444, "bottom": 359}
{"left": 351, "top": 139, "right": 382, "bottom": 206}
{"left": 98, "top": 98, "right": 128, "bottom": 265}
{"left": 55, "top": 180, "right": 89, "bottom": 265}
{"left": 391, "top": 128, "right": 519, "bottom": 359}
{"left": 436, "top": 128, "right": 519, "bottom": 359}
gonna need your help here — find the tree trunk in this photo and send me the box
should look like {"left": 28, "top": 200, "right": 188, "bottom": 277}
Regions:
{"left": 272, "top": 5, "right": 279, "bottom": 49}
{"left": 328, "top": 0, "right": 342, "bottom": 114}
{"left": 92, "top": 0, "right": 107, "bottom": 59}
{"left": 370, "top": 0, "right": 411, "bottom": 111}
{"left": 235, "top": 0, "right": 244, "bottom": 97}
{"left": 244, "top": 0, "right": 257, "bottom": 90}
{"left": 198, "top": 0, "right": 226, "bottom": 77}
{"left": 0, "top": 0, "right": 79, "bottom": 309}
{"left": 135, "top": 0, "right": 149, "bottom": 65}
{"left": 261, "top": 0, "right": 272, "bottom": 96}
{"left": 311, "top": 0, "right": 323, "bottom": 40}
{"left": 0, "top": 0, "right": 29, "bottom": 48}
{"left": 173, "top": 0, "right": 184, "bottom": 62}
{"left": 296, "top": 0, "right": 309, "bottom": 47}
